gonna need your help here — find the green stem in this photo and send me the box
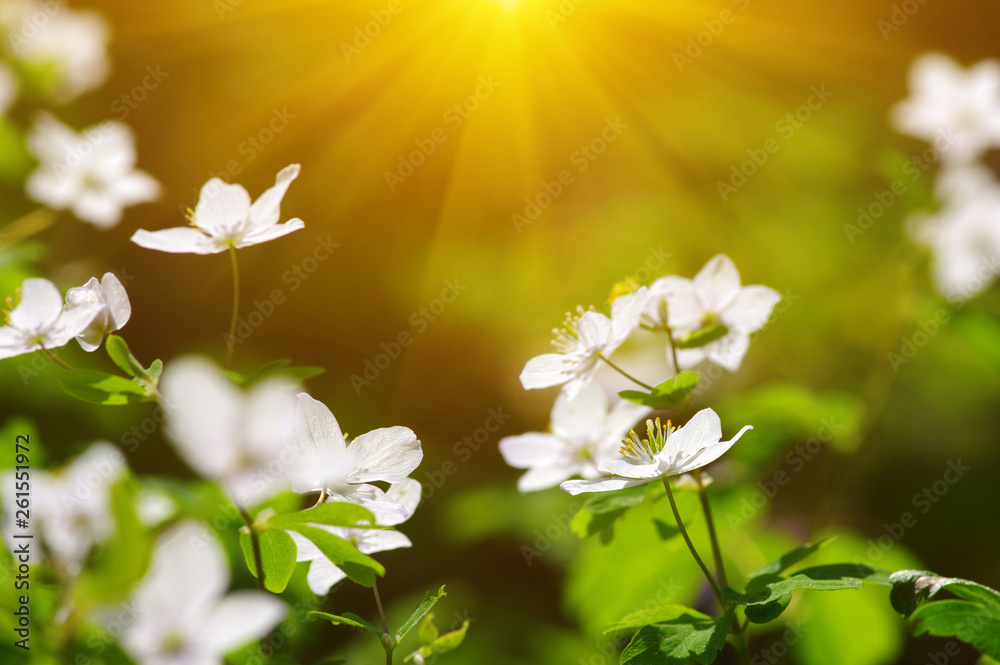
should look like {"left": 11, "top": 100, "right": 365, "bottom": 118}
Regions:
{"left": 373, "top": 581, "right": 393, "bottom": 664}
{"left": 237, "top": 503, "right": 272, "bottom": 656}
{"left": 694, "top": 471, "right": 727, "bottom": 590}
{"left": 225, "top": 245, "right": 240, "bottom": 370}
{"left": 664, "top": 326, "right": 681, "bottom": 376}
{"left": 40, "top": 344, "right": 72, "bottom": 370}
{"left": 662, "top": 477, "right": 724, "bottom": 605}
{"left": 598, "top": 354, "right": 654, "bottom": 391}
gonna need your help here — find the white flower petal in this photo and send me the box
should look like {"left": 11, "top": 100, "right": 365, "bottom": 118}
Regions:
{"left": 358, "top": 529, "right": 411, "bottom": 554}
{"left": 560, "top": 476, "right": 653, "bottom": 495}
{"left": 202, "top": 592, "right": 286, "bottom": 655}
{"left": 498, "top": 433, "right": 567, "bottom": 469}
{"left": 248, "top": 164, "right": 300, "bottom": 230}
{"left": 293, "top": 393, "right": 346, "bottom": 456}
{"left": 598, "top": 457, "right": 663, "bottom": 480}
{"left": 662, "top": 408, "right": 722, "bottom": 456}
{"left": 100, "top": 272, "right": 131, "bottom": 330}
{"left": 130, "top": 227, "right": 224, "bottom": 255}
{"left": 378, "top": 478, "right": 422, "bottom": 526}
{"left": 651, "top": 276, "right": 702, "bottom": 331}
{"left": 305, "top": 556, "right": 348, "bottom": 595}
{"left": 9, "top": 278, "right": 62, "bottom": 332}
{"left": 347, "top": 426, "right": 422, "bottom": 484}
{"left": 517, "top": 465, "right": 576, "bottom": 492}
{"left": 722, "top": 285, "right": 781, "bottom": 334}
{"left": 194, "top": 179, "right": 252, "bottom": 239}
{"left": 705, "top": 334, "right": 750, "bottom": 372}
{"left": 520, "top": 352, "right": 583, "bottom": 390}
{"left": 238, "top": 218, "right": 305, "bottom": 247}
{"left": 673, "top": 426, "right": 752, "bottom": 476}
{"left": 693, "top": 255, "right": 741, "bottom": 313}
{"left": 549, "top": 382, "right": 608, "bottom": 442}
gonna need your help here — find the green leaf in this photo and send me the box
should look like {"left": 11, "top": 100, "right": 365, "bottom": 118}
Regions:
{"left": 584, "top": 484, "right": 649, "bottom": 514}
{"left": 225, "top": 358, "right": 325, "bottom": 386}
{"left": 889, "top": 570, "right": 1000, "bottom": 617}
{"left": 418, "top": 613, "right": 440, "bottom": 644}
{"left": 395, "top": 586, "right": 447, "bottom": 645}
{"left": 429, "top": 620, "right": 469, "bottom": 653}
{"left": 309, "top": 611, "right": 384, "bottom": 639}
{"left": 284, "top": 523, "right": 384, "bottom": 587}
{"left": 741, "top": 575, "right": 792, "bottom": 624}
{"left": 910, "top": 601, "right": 1000, "bottom": 658}
{"left": 270, "top": 502, "right": 378, "bottom": 529}
{"left": 674, "top": 324, "right": 729, "bottom": 349}
{"left": 619, "top": 371, "right": 701, "bottom": 410}
{"left": 105, "top": 335, "right": 151, "bottom": 380}
{"left": 239, "top": 527, "right": 297, "bottom": 593}
{"left": 146, "top": 358, "right": 164, "bottom": 382}
{"left": 749, "top": 539, "right": 834, "bottom": 578}
{"left": 620, "top": 607, "right": 734, "bottom": 665}
{"left": 605, "top": 604, "right": 704, "bottom": 634}
{"left": 724, "top": 564, "right": 891, "bottom": 607}
{"left": 57, "top": 369, "right": 153, "bottom": 405}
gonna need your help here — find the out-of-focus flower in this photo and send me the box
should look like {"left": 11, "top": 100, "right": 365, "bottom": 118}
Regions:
{"left": 0, "top": 277, "right": 100, "bottom": 360}
{"left": 1, "top": 1, "right": 109, "bottom": 101}
{"left": 131, "top": 165, "right": 304, "bottom": 254}
{"left": 0, "top": 62, "right": 18, "bottom": 115}
{"left": 560, "top": 409, "right": 751, "bottom": 495}
{"left": 646, "top": 254, "right": 780, "bottom": 372}
{"left": 159, "top": 357, "right": 298, "bottom": 506}
{"left": 65, "top": 272, "right": 130, "bottom": 351}
{"left": 909, "top": 163, "right": 1000, "bottom": 301}
{"left": 288, "top": 393, "right": 422, "bottom": 517}
{"left": 519, "top": 288, "right": 648, "bottom": 399}
{"left": 118, "top": 520, "right": 285, "bottom": 665}
{"left": 2, "top": 442, "right": 123, "bottom": 573}
{"left": 499, "top": 383, "right": 650, "bottom": 492}
{"left": 26, "top": 114, "right": 161, "bottom": 228}
{"left": 288, "top": 479, "right": 421, "bottom": 595}
{"left": 892, "top": 53, "right": 1000, "bottom": 165}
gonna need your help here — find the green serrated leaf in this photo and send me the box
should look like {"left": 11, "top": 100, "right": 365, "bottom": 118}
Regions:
{"left": 724, "top": 564, "right": 890, "bottom": 607}
{"left": 57, "top": 369, "right": 152, "bottom": 405}
{"left": 284, "top": 523, "right": 384, "bottom": 587}
{"left": 749, "top": 539, "right": 835, "bottom": 579}
{"left": 620, "top": 607, "right": 734, "bottom": 665}
{"left": 675, "top": 324, "right": 730, "bottom": 349}
{"left": 619, "top": 371, "right": 701, "bottom": 410}
{"left": 309, "top": 611, "right": 384, "bottom": 639}
{"left": 239, "top": 527, "right": 297, "bottom": 593}
{"left": 105, "top": 335, "right": 150, "bottom": 380}
{"left": 889, "top": 569, "right": 1000, "bottom": 617}
{"left": 270, "top": 502, "right": 378, "bottom": 529}
{"left": 395, "top": 586, "right": 447, "bottom": 645}
{"left": 910, "top": 601, "right": 1000, "bottom": 658}
{"left": 605, "top": 604, "right": 706, "bottom": 634}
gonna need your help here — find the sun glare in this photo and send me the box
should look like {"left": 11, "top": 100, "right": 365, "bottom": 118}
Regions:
{"left": 486, "top": 0, "right": 530, "bottom": 12}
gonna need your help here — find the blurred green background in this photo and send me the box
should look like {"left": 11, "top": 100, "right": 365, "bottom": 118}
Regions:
{"left": 1, "top": 0, "right": 1000, "bottom": 663}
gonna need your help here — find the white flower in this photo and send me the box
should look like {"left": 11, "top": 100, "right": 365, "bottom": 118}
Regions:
{"left": 892, "top": 52, "right": 1000, "bottom": 165}
{"left": 131, "top": 165, "right": 304, "bottom": 254}
{"left": 26, "top": 114, "right": 161, "bottom": 229}
{"left": 2, "top": 442, "right": 123, "bottom": 573}
{"left": 288, "top": 393, "right": 423, "bottom": 517}
{"left": 0, "top": 277, "right": 101, "bottom": 360}
{"left": 159, "top": 357, "right": 298, "bottom": 506}
{"left": 288, "top": 479, "right": 421, "bottom": 595}
{"left": 909, "top": 163, "right": 1000, "bottom": 301}
{"left": 560, "top": 408, "right": 751, "bottom": 495}
{"left": 65, "top": 272, "right": 131, "bottom": 351}
{"left": 1, "top": 1, "right": 109, "bottom": 101}
{"left": 118, "top": 520, "right": 285, "bottom": 665}
{"left": 0, "top": 62, "right": 18, "bottom": 115}
{"left": 647, "top": 255, "right": 780, "bottom": 372}
{"left": 499, "top": 383, "right": 651, "bottom": 492}
{"left": 519, "top": 288, "right": 648, "bottom": 399}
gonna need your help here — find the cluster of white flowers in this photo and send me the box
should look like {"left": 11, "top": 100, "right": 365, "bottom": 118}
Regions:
{"left": 893, "top": 53, "right": 1000, "bottom": 301}
{"left": 502, "top": 255, "right": 776, "bottom": 494}
{"left": 0, "top": 272, "right": 130, "bottom": 360}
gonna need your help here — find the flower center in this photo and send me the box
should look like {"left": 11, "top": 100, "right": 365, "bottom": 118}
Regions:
{"left": 551, "top": 305, "right": 595, "bottom": 353}
{"left": 620, "top": 417, "right": 675, "bottom": 464}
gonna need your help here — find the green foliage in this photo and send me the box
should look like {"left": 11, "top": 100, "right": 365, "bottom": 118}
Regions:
{"left": 106, "top": 335, "right": 162, "bottom": 385}
{"left": 225, "top": 358, "right": 325, "bottom": 386}
{"left": 405, "top": 612, "right": 470, "bottom": 662}
{"left": 748, "top": 539, "right": 834, "bottom": 578}
{"left": 619, "top": 607, "right": 734, "bottom": 665}
{"left": 310, "top": 611, "right": 384, "bottom": 639}
{"left": 283, "top": 523, "right": 385, "bottom": 587}
{"left": 674, "top": 325, "right": 729, "bottom": 349}
{"left": 56, "top": 369, "right": 156, "bottom": 405}
{"left": 395, "top": 586, "right": 447, "bottom": 645}
{"left": 605, "top": 604, "right": 700, "bottom": 634}
{"left": 724, "top": 564, "right": 890, "bottom": 607}
{"left": 619, "top": 371, "right": 700, "bottom": 410}
{"left": 239, "top": 526, "right": 297, "bottom": 593}
{"left": 270, "top": 502, "right": 379, "bottom": 529}
{"left": 889, "top": 570, "right": 1000, "bottom": 658}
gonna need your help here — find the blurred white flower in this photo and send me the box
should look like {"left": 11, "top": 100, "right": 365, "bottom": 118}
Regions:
{"left": 519, "top": 288, "right": 648, "bottom": 399}
{"left": 119, "top": 520, "right": 285, "bottom": 665}
{"left": 288, "top": 479, "right": 421, "bottom": 595}
{"left": 909, "top": 163, "right": 1000, "bottom": 301}
{"left": 892, "top": 53, "right": 1000, "bottom": 165}
{"left": 26, "top": 114, "right": 161, "bottom": 228}
{"left": 1, "top": 0, "right": 109, "bottom": 101}
{"left": 65, "top": 272, "right": 130, "bottom": 352}
{"left": 159, "top": 357, "right": 298, "bottom": 506}
{"left": 0, "top": 62, "right": 18, "bottom": 115}
{"left": 561, "top": 409, "right": 751, "bottom": 495}
{"left": 289, "top": 393, "right": 423, "bottom": 517}
{"left": 647, "top": 254, "right": 780, "bottom": 372}
{"left": 131, "top": 165, "right": 304, "bottom": 254}
{"left": 499, "top": 383, "right": 650, "bottom": 492}
{"left": 0, "top": 277, "right": 100, "bottom": 360}
{"left": 2, "top": 442, "right": 123, "bottom": 573}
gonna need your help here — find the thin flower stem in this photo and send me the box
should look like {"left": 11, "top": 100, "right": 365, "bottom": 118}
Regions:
{"left": 0, "top": 208, "right": 56, "bottom": 248}
{"left": 664, "top": 326, "right": 681, "bottom": 376}
{"left": 237, "top": 503, "right": 272, "bottom": 656}
{"left": 662, "top": 477, "right": 724, "bottom": 606}
{"left": 224, "top": 245, "right": 240, "bottom": 370}
{"left": 598, "top": 354, "right": 654, "bottom": 391}
{"left": 40, "top": 344, "right": 73, "bottom": 370}
{"left": 694, "top": 471, "right": 727, "bottom": 590}
{"left": 373, "top": 580, "right": 393, "bottom": 665}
